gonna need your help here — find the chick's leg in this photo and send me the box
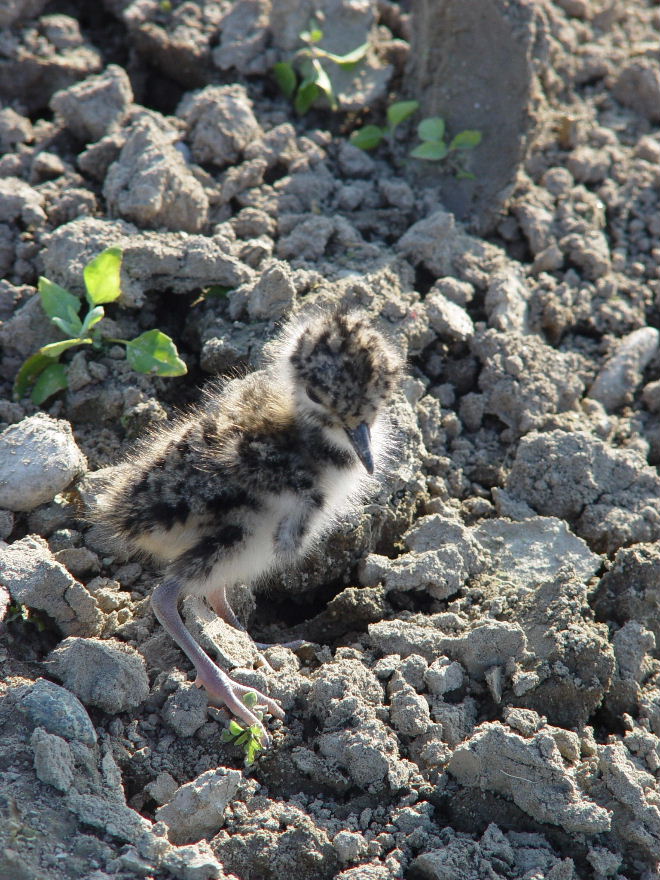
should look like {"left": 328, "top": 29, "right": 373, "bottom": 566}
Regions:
{"left": 151, "top": 578, "right": 284, "bottom": 744}
{"left": 207, "top": 583, "right": 305, "bottom": 652}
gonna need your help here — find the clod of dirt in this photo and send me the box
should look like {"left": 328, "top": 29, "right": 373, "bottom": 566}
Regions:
{"left": 50, "top": 63, "right": 134, "bottom": 142}
{"left": 156, "top": 767, "right": 242, "bottom": 845}
{"left": 178, "top": 84, "right": 262, "bottom": 167}
{"left": 48, "top": 636, "right": 149, "bottom": 713}
{"left": 31, "top": 726, "right": 76, "bottom": 792}
{"left": 104, "top": 115, "right": 209, "bottom": 233}
{"left": 506, "top": 429, "right": 660, "bottom": 553}
{"left": 448, "top": 721, "right": 611, "bottom": 835}
{"left": 0, "top": 535, "right": 102, "bottom": 636}
{"left": 0, "top": 414, "right": 87, "bottom": 511}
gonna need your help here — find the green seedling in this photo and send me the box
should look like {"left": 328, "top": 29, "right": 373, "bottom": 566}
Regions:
{"left": 349, "top": 100, "right": 420, "bottom": 151}
{"left": 5, "top": 602, "right": 47, "bottom": 632}
{"left": 410, "top": 117, "right": 482, "bottom": 177}
{"left": 273, "top": 21, "right": 368, "bottom": 115}
{"left": 14, "top": 246, "right": 187, "bottom": 406}
{"left": 220, "top": 691, "right": 266, "bottom": 766}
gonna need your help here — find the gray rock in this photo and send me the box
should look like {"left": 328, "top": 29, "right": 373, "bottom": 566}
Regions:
{"left": 104, "top": 116, "right": 209, "bottom": 233}
{"left": 424, "top": 291, "right": 474, "bottom": 342}
{"left": 588, "top": 327, "right": 659, "bottom": 412}
{"left": 66, "top": 791, "right": 151, "bottom": 843}
{"left": 0, "top": 107, "right": 33, "bottom": 152}
{"left": 0, "top": 414, "right": 86, "bottom": 512}
{"left": 18, "top": 678, "right": 97, "bottom": 745}
{"left": 0, "top": 535, "right": 102, "bottom": 636}
{"left": 560, "top": 229, "right": 611, "bottom": 280}
{"left": 160, "top": 840, "right": 226, "bottom": 880}
{"left": 162, "top": 682, "right": 208, "bottom": 738}
{"left": 31, "top": 727, "right": 75, "bottom": 792}
{"left": 178, "top": 84, "right": 261, "bottom": 167}
{"left": 507, "top": 429, "right": 660, "bottom": 553}
{"left": 449, "top": 722, "right": 611, "bottom": 834}
{"left": 155, "top": 767, "right": 241, "bottom": 845}
{"left": 318, "top": 717, "right": 410, "bottom": 791}
{"left": 277, "top": 215, "right": 335, "bottom": 261}
{"left": 49, "top": 637, "right": 149, "bottom": 713}
{"left": 50, "top": 64, "right": 133, "bottom": 142}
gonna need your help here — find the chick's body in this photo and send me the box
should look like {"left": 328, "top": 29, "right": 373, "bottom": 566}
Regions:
{"left": 98, "top": 309, "right": 402, "bottom": 739}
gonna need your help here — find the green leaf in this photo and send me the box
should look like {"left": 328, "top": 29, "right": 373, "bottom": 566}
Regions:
{"left": 38, "top": 277, "right": 83, "bottom": 337}
{"left": 220, "top": 729, "right": 234, "bottom": 743}
{"left": 79, "top": 305, "right": 105, "bottom": 337}
{"left": 125, "top": 330, "right": 187, "bottom": 377}
{"left": 40, "top": 339, "right": 86, "bottom": 358}
{"left": 273, "top": 62, "right": 297, "bottom": 99}
{"left": 387, "top": 100, "right": 419, "bottom": 131}
{"left": 349, "top": 125, "right": 384, "bottom": 151}
{"left": 83, "top": 246, "right": 123, "bottom": 305}
{"left": 418, "top": 117, "right": 446, "bottom": 143}
{"left": 410, "top": 140, "right": 449, "bottom": 161}
{"left": 228, "top": 719, "right": 243, "bottom": 736}
{"left": 449, "top": 129, "right": 482, "bottom": 150}
{"left": 13, "top": 352, "right": 55, "bottom": 400}
{"left": 455, "top": 169, "right": 476, "bottom": 180}
{"left": 31, "top": 363, "right": 68, "bottom": 405}
{"left": 242, "top": 691, "right": 258, "bottom": 708}
{"left": 318, "top": 41, "right": 369, "bottom": 67}
{"left": 310, "top": 58, "right": 336, "bottom": 108}
{"left": 294, "top": 79, "right": 320, "bottom": 115}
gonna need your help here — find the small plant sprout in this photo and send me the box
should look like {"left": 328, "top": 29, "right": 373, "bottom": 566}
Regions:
{"left": 410, "top": 117, "right": 482, "bottom": 177}
{"left": 13, "top": 246, "right": 187, "bottom": 406}
{"left": 349, "top": 100, "right": 420, "bottom": 151}
{"left": 220, "top": 692, "right": 267, "bottom": 766}
{"left": 273, "top": 20, "right": 368, "bottom": 115}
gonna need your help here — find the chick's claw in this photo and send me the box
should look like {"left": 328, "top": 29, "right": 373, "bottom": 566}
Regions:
{"left": 194, "top": 667, "right": 284, "bottom": 745}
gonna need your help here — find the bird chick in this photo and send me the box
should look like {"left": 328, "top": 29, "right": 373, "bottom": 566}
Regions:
{"left": 97, "top": 309, "right": 403, "bottom": 742}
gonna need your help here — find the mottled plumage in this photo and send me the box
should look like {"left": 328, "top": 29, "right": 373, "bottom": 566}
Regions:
{"left": 97, "top": 309, "right": 402, "bottom": 741}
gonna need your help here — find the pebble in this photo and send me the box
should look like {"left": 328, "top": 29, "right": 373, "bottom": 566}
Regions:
{"left": 0, "top": 414, "right": 87, "bottom": 512}
{"left": 155, "top": 767, "right": 242, "bottom": 845}
{"left": 588, "top": 327, "right": 660, "bottom": 411}
{"left": 18, "top": 678, "right": 97, "bottom": 745}
{"left": 31, "top": 727, "right": 76, "bottom": 792}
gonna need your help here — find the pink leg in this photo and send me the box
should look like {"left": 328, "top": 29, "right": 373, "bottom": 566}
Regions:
{"left": 207, "top": 584, "right": 306, "bottom": 651}
{"left": 152, "top": 578, "right": 284, "bottom": 745}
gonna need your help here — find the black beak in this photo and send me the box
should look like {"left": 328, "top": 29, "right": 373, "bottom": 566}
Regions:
{"left": 345, "top": 422, "right": 374, "bottom": 474}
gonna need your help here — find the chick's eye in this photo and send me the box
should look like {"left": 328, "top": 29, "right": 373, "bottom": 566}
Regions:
{"left": 306, "top": 386, "right": 322, "bottom": 404}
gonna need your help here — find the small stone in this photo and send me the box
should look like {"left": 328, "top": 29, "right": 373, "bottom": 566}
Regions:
{"left": 333, "top": 830, "right": 368, "bottom": 864}
{"left": 425, "top": 290, "right": 474, "bottom": 342}
{"left": 49, "top": 637, "right": 149, "bottom": 713}
{"left": 0, "top": 414, "right": 86, "bottom": 511}
{"left": 588, "top": 327, "right": 659, "bottom": 412}
{"left": 613, "top": 61, "right": 660, "bottom": 123}
{"left": 156, "top": 767, "right": 242, "bottom": 845}
{"left": 146, "top": 772, "right": 179, "bottom": 806}
{"left": 18, "top": 678, "right": 97, "bottom": 745}
{"left": 31, "top": 727, "right": 75, "bottom": 792}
